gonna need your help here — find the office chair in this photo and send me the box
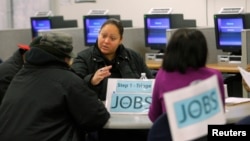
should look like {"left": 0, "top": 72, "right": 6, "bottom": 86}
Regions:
{"left": 147, "top": 113, "right": 172, "bottom": 141}
{"left": 236, "top": 115, "right": 250, "bottom": 125}
{"left": 147, "top": 113, "right": 207, "bottom": 141}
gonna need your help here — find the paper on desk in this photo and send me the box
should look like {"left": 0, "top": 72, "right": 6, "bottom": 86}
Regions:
{"left": 225, "top": 97, "right": 250, "bottom": 105}
{"left": 238, "top": 66, "right": 250, "bottom": 87}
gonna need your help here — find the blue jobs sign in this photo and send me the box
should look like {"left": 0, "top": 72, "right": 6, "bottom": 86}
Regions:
{"left": 110, "top": 93, "right": 152, "bottom": 112}
{"left": 163, "top": 75, "right": 225, "bottom": 141}
{"left": 174, "top": 88, "right": 221, "bottom": 128}
{"left": 105, "top": 79, "right": 155, "bottom": 114}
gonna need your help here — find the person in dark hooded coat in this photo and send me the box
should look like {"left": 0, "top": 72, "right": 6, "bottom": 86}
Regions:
{"left": 0, "top": 32, "right": 110, "bottom": 141}
{"left": 0, "top": 37, "right": 41, "bottom": 105}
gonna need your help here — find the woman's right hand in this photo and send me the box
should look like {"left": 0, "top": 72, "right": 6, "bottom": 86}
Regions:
{"left": 91, "top": 65, "right": 112, "bottom": 86}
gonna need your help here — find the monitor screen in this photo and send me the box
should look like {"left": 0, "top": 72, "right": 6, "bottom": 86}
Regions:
{"left": 83, "top": 15, "right": 121, "bottom": 46}
{"left": 214, "top": 14, "right": 245, "bottom": 55}
{"left": 30, "top": 17, "right": 51, "bottom": 38}
{"left": 144, "top": 14, "right": 171, "bottom": 51}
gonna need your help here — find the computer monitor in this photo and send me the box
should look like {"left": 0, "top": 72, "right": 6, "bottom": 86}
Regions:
{"left": 30, "top": 16, "right": 78, "bottom": 39}
{"left": 144, "top": 14, "right": 172, "bottom": 51}
{"left": 214, "top": 14, "right": 246, "bottom": 55}
{"left": 30, "top": 17, "right": 52, "bottom": 39}
{"left": 83, "top": 15, "right": 120, "bottom": 47}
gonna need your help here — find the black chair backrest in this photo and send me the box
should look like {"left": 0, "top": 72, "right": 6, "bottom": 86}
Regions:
{"left": 147, "top": 113, "right": 207, "bottom": 141}
{"left": 147, "top": 113, "right": 172, "bottom": 141}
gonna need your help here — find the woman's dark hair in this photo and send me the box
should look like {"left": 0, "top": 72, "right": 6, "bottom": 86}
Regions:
{"left": 162, "top": 28, "right": 208, "bottom": 73}
{"left": 100, "top": 18, "right": 124, "bottom": 39}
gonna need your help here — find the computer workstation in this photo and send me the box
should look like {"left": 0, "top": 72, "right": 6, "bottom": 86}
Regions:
{"left": 213, "top": 12, "right": 250, "bottom": 98}
{"left": 145, "top": 12, "right": 250, "bottom": 99}
{"left": 149, "top": 13, "right": 250, "bottom": 66}
{"left": 83, "top": 14, "right": 121, "bottom": 47}
{"left": 143, "top": 13, "right": 196, "bottom": 53}
{"left": 143, "top": 12, "right": 197, "bottom": 77}
{"left": 214, "top": 13, "right": 250, "bottom": 66}
{"left": 146, "top": 13, "right": 250, "bottom": 71}
{"left": 83, "top": 14, "right": 133, "bottom": 48}
{"left": 30, "top": 16, "right": 78, "bottom": 39}
{"left": 146, "top": 11, "right": 250, "bottom": 65}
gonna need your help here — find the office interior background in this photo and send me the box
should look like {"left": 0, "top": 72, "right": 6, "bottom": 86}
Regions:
{"left": 1, "top": 0, "right": 250, "bottom": 29}
{"left": 1, "top": 0, "right": 250, "bottom": 65}
{"left": 1, "top": 1, "right": 250, "bottom": 134}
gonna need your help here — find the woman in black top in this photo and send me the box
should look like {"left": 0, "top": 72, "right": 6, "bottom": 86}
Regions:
{"left": 72, "top": 19, "right": 153, "bottom": 100}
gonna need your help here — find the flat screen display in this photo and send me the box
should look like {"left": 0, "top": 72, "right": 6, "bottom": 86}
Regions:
{"left": 31, "top": 18, "right": 51, "bottom": 38}
{"left": 84, "top": 17, "right": 108, "bottom": 46}
{"left": 214, "top": 14, "right": 245, "bottom": 55}
{"left": 217, "top": 18, "right": 243, "bottom": 46}
{"left": 144, "top": 14, "right": 171, "bottom": 51}
{"left": 83, "top": 15, "right": 120, "bottom": 46}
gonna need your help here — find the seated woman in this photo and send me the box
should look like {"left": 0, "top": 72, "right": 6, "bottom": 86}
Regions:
{"left": 148, "top": 28, "right": 225, "bottom": 122}
{"left": 71, "top": 18, "right": 153, "bottom": 101}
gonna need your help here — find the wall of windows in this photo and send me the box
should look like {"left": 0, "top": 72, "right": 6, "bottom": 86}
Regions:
{"left": 0, "top": 0, "right": 50, "bottom": 30}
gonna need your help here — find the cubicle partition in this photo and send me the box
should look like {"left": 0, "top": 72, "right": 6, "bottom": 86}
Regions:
{"left": 0, "top": 28, "right": 32, "bottom": 61}
{"left": 0, "top": 27, "right": 156, "bottom": 62}
{"left": 166, "top": 27, "right": 227, "bottom": 64}
{"left": 39, "top": 27, "right": 154, "bottom": 59}
{"left": 39, "top": 28, "right": 85, "bottom": 55}
{"left": 241, "top": 29, "right": 250, "bottom": 98}
{"left": 0, "top": 26, "right": 229, "bottom": 64}
{"left": 241, "top": 29, "right": 250, "bottom": 68}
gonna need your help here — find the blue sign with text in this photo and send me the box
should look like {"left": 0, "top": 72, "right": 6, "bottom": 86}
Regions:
{"left": 110, "top": 93, "right": 152, "bottom": 113}
{"left": 116, "top": 80, "right": 153, "bottom": 93}
{"left": 173, "top": 88, "right": 221, "bottom": 128}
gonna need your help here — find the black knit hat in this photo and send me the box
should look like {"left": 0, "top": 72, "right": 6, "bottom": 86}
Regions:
{"left": 30, "top": 36, "right": 43, "bottom": 47}
{"left": 38, "top": 32, "right": 76, "bottom": 58}
{"left": 17, "top": 36, "right": 42, "bottom": 54}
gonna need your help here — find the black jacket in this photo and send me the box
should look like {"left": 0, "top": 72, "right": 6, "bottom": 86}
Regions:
{"left": 71, "top": 44, "right": 153, "bottom": 100}
{"left": 0, "top": 47, "right": 110, "bottom": 141}
{"left": 0, "top": 50, "right": 24, "bottom": 105}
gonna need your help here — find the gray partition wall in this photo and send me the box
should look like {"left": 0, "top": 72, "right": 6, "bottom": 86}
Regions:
{"left": 241, "top": 29, "right": 250, "bottom": 68}
{"left": 166, "top": 27, "right": 227, "bottom": 64}
{"left": 39, "top": 27, "right": 155, "bottom": 59}
{"left": 241, "top": 29, "right": 250, "bottom": 98}
{"left": 0, "top": 28, "right": 32, "bottom": 61}
{"left": 0, "top": 27, "right": 232, "bottom": 63}
{"left": 39, "top": 28, "right": 85, "bottom": 55}
{"left": 0, "top": 27, "right": 156, "bottom": 62}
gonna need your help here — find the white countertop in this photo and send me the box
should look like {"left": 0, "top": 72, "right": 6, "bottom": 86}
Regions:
{"left": 104, "top": 114, "right": 152, "bottom": 129}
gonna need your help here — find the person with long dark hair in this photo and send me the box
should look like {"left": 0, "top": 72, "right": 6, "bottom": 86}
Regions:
{"left": 148, "top": 28, "right": 225, "bottom": 122}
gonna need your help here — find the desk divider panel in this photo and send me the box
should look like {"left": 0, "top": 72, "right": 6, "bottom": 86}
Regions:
{"left": 241, "top": 29, "right": 250, "bottom": 68}
{"left": 241, "top": 29, "right": 250, "bottom": 97}
{"left": 166, "top": 27, "right": 227, "bottom": 64}
{"left": 0, "top": 28, "right": 32, "bottom": 61}
{"left": 39, "top": 28, "right": 85, "bottom": 55}
{"left": 39, "top": 27, "right": 153, "bottom": 60}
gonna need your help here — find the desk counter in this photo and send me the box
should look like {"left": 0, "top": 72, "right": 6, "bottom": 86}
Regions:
{"left": 104, "top": 114, "right": 152, "bottom": 129}
{"left": 206, "top": 64, "right": 239, "bottom": 73}
{"left": 146, "top": 61, "right": 239, "bottom": 73}
{"left": 146, "top": 60, "right": 161, "bottom": 70}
